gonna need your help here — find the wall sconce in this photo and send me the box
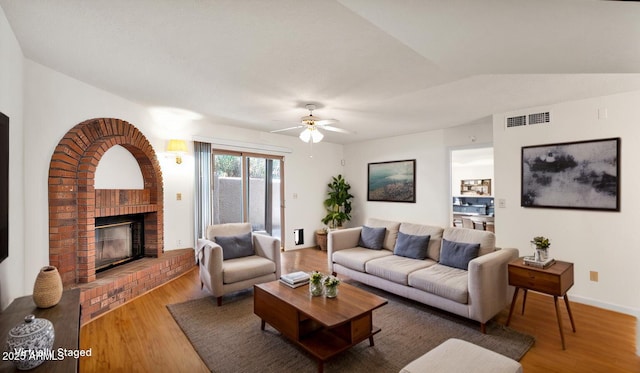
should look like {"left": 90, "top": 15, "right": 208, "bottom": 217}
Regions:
{"left": 166, "top": 139, "right": 188, "bottom": 164}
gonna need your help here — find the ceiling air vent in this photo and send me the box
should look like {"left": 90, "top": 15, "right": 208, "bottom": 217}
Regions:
{"left": 506, "top": 115, "right": 527, "bottom": 128}
{"left": 528, "top": 112, "right": 550, "bottom": 125}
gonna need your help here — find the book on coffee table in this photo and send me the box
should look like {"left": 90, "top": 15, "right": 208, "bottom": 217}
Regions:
{"left": 280, "top": 271, "right": 310, "bottom": 285}
{"left": 279, "top": 279, "right": 309, "bottom": 288}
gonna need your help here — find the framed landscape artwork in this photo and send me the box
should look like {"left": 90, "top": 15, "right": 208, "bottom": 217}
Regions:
{"left": 521, "top": 137, "right": 620, "bottom": 211}
{"left": 367, "top": 159, "right": 416, "bottom": 203}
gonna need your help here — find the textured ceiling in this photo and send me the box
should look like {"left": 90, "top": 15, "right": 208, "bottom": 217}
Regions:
{"left": 2, "top": 0, "right": 640, "bottom": 144}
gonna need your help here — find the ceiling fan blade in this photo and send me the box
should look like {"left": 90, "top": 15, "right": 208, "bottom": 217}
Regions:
{"left": 314, "top": 119, "right": 339, "bottom": 126}
{"left": 319, "top": 125, "right": 351, "bottom": 134}
{"left": 270, "top": 125, "right": 304, "bottom": 133}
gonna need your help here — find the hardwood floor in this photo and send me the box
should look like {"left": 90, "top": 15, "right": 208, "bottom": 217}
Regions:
{"left": 80, "top": 248, "right": 640, "bottom": 372}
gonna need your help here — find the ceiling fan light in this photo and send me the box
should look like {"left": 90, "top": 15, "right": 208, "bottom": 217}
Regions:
{"left": 310, "top": 128, "right": 324, "bottom": 143}
{"left": 299, "top": 128, "right": 312, "bottom": 143}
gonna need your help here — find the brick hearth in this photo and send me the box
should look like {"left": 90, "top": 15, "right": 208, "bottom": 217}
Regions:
{"left": 48, "top": 118, "right": 194, "bottom": 323}
{"left": 76, "top": 248, "right": 194, "bottom": 325}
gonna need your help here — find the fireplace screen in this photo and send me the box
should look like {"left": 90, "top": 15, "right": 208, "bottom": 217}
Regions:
{"left": 95, "top": 220, "right": 142, "bottom": 271}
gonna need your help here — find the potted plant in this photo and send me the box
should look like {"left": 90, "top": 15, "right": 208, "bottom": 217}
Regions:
{"left": 309, "top": 271, "right": 324, "bottom": 297}
{"left": 321, "top": 175, "right": 354, "bottom": 229}
{"left": 323, "top": 275, "right": 341, "bottom": 298}
{"left": 531, "top": 236, "right": 550, "bottom": 261}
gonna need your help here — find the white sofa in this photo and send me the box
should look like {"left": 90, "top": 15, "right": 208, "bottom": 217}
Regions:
{"left": 328, "top": 218, "right": 518, "bottom": 332}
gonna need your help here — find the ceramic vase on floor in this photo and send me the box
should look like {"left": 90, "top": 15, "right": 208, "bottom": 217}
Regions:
{"left": 32, "top": 266, "right": 63, "bottom": 308}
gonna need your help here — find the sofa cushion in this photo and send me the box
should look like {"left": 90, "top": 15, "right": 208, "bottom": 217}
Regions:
{"left": 366, "top": 255, "right": 436, "bottom": 285}
{"left": 394, "top": 231, "right": 430, "bottom": 260}
{"left": 408, "top": 264, "right": 469, "bottom": 304}
{"left": 332, "top": 247, "right": 393, "bottom": 272}
{"left": 358, "top": 225, "right": 387, "bottom": 250}
{"left": 443, "top": 227, "right": 495, "bottom": 257}
{"left": 366, "top": 218, "right": 401, "bottom": 250}
{"left": 399, "top": 223, "right": 444, "bottom": 261}
{"left": 222, "top": 255, "right": 276, "bottom": 283}
{"left": 439, "top": 239, "right": 480, "bottom": 270}
{"left": 215, "top": 232, "right": 255, "bottom": 260}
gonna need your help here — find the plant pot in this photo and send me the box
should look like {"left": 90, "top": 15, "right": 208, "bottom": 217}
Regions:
{"left": 535, "top": 248, "right": 549, "bottom": 262}
{"left": 309, "top": 281, "right": 323, "bottom": 297}
{"left": 315, "top": 231, "right": 327, "bottom": 251}
{"left": 32, "top": 266, "right": 63, "bottom": 308}
{"left": 325, "top": 285, "right": 339, "bottom": 298}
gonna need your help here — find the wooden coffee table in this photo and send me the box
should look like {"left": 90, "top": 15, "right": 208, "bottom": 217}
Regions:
{"left": 254, "top": 280, "right": 388, "bottom": 373}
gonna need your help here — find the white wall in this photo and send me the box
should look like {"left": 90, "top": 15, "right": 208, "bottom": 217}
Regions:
{"left": 493, "top": 92, "right": 640, "bottom": 319}
{"left": 0, "top": 57, "right": 342, "bottom": 308}
{"left": 451, "top": 147, "right": 494, "bottom": 197}
{"left": 343, "top": 121, "right": 493, "bottom": 228}
{"left": 95, "top": 145, "right": 144, "bottom": 189}
{"left": 0, "top": 7, "right": 25, "bottom": 310}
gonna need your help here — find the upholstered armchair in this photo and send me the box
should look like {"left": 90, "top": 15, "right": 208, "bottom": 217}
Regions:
{"left": 197, "top": 222, "right": 281, "bottom": 306}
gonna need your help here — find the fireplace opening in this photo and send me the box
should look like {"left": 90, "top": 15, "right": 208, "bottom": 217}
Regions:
{"left": 95, "top": 214, "right": 144, "bottom": 273}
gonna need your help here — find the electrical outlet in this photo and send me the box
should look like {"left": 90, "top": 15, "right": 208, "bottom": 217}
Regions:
{"left": 176, "top": 239, "right": 182, "bottom": 247}
{"left": 498, "top": 198, "right": 506, "bottom": 208}
{"left": 176, "top": 193, "right": 182, "bottom": 201}
{"left": 590, "top": 271, "right": 599, "bottom": 282}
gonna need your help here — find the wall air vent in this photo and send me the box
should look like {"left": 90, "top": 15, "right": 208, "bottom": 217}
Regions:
{"left": 506, "top": 115, "right": 527, "bottom": 128}
{"left": 528, "top": 112, "right": 550, "bottom": 125}
{"left": 505, "top": 111, "right": 551, "bottom": 129}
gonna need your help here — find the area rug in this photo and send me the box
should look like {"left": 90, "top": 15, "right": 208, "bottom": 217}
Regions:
{"left": 167, "top": 285, "right": 534, "bottom": 373}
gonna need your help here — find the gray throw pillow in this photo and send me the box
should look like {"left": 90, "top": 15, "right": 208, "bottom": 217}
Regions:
{"left": 358, "top": 226, "right": 386, "bottom": 250}
{"left": 439, "top": 239, "right": 480, "bottom": 270}
{"left": 394, "top": 231, "right": 430, "bottom": 260}
{"left": 215, "top": 232, "right": 254, "bottom": 260}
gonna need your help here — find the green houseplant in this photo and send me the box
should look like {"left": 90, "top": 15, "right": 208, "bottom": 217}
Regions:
{"left": 531, "top": 236, "right": 550, "bottom": 261}
{"left": 323, "top": 275, "right": 341, "bottom": 298}
{"left": 309, "top": 271, "right": 324, "bottom": 297}
{"left": 321, "top": 175, "right": 354, "bottom": 229}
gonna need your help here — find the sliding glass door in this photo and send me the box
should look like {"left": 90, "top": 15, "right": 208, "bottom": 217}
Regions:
{"left": 212, "top": 151, "right": 284, "bottom": 245}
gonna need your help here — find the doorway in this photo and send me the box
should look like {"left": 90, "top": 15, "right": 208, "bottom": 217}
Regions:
{"left": 212, "top": 150, "right": 284, "bottom": 245}
{"left": 450, "top": 147, "right": 495, "bottom": 231}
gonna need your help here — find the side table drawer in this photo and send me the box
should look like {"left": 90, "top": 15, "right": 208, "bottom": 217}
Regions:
{"left": 509, "top": 266, "right": 562, "bottom": 295}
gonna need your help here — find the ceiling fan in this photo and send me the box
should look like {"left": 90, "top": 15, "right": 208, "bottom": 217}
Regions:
{"left": 271, "top": 104, "right": 349, "bottom": 143}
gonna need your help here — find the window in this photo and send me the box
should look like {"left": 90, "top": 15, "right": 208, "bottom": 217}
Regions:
{"left": 212, "top": 150, "right": 283, "bottom": 243}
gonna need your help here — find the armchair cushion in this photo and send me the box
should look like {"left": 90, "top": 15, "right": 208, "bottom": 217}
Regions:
{"left": 215, "top": 232, "right": 254, "bottom": 260}
{"left": 223, "top": 255, "right": 276, "bottom": 284}
{"left": 358, "top": 225, "right": 386, "bottom": 250}
{"left": 206, "top": 222, "right": 251, "bottom": 241}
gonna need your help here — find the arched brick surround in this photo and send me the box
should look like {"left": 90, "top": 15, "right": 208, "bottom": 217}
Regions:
{"left": 48, "top": 118, "right": 164, "bottom": 285}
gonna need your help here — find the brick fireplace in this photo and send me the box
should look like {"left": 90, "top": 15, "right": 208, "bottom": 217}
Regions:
{"left": 48, "top": 118, "right": 194, "bottom": 324}
{"left": 48, "top": 118, "right": 164, "bottom": 285}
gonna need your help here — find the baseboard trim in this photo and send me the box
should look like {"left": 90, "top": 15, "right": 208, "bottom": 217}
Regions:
{"left": 570, "top": 294, "right": 640, "bottom": 356}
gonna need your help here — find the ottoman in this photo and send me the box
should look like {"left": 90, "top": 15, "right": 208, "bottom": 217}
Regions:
{"left": 400, "top": 338, "right": 523, "bottom": 373}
